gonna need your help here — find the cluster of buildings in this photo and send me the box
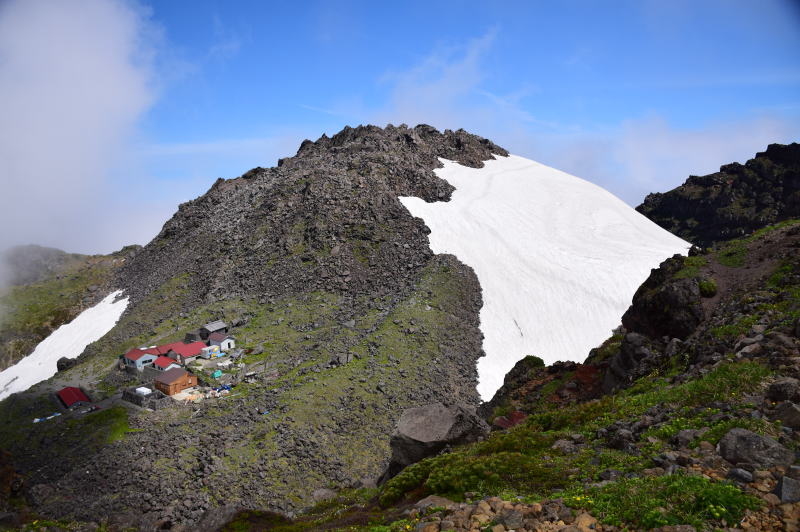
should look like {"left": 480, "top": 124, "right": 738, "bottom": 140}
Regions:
{"left": 121, "top": 320, "right": 236, "bottom": 396}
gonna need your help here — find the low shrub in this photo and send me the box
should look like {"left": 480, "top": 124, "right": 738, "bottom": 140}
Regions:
{"left": 698, "top": 278, "right": 717, "bottom": 298}
{"left": 564, "top": 474, "right": 761, "bottom": 529}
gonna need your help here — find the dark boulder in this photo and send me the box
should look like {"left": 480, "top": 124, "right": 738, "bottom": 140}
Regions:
{"left": 774, "top": 402, "right": 800, "bottom": 429}
{"left": 602, "top": 333, "right": 664, "bottom": 392}
{"left": 767, "top": 378, "right": 800, "bottom": 403}
{"left": 379, "top": 402, "right": 489, "bottom": 483}
{"left": 727, "top": 468, "right": 754, "bottom": 483}
{"left": 717, "top": 428, "right": 794, "bottom": 468}
{"left": 622, "top": 256, "right": 704, "bottom": 340}
{"left": 775, "top": 476, "right": 800, "bottom": 503}
{"left": 56, "top": 357, "right": 77, "bottom": 372}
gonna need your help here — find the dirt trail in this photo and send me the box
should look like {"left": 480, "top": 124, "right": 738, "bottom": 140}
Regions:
{"left": 702, "top": 226, "right": 800, "bottom": 317}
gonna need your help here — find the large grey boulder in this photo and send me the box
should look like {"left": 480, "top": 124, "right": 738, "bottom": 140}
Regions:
{"left": 717, "top": 428, "right": 794, "bottom": 468}
{"left": 379, "top": 402, "right": 489, "bottom": 483}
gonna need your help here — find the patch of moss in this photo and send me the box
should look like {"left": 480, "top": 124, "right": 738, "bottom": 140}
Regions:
{"left": 673, "top": 256, "right": 708, "bottom": 279}
{"left": 698, "top": 278, "right": 717, "bottom": 298}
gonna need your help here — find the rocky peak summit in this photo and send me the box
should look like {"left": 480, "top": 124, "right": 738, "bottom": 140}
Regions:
{"left": 118, "top": 124, "right": 506, "bottom": 310}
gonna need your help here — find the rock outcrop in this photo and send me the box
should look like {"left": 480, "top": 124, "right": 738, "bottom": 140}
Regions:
{"left": 717, "top": 428, "right": 794, "bottom": 468}
{"left": 380, "top": 402, "right": 489, "bottom": 482}
{"left": 637, "top": 143, "right": 800, "bottom": 248}
{"left": 621, "top": 255, "right": 704, "bottom": 340}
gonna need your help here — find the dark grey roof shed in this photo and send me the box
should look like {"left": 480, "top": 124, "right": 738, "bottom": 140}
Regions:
{"left": 202, "top": 320, "right": 227, "bottom": 333}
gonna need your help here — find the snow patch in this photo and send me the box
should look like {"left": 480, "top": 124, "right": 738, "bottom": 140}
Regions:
{"left": 399, "top": 154, "right": 690, "bottom": 400}
{"left": 0, "top": 290, "right": 129, "bottom": 400}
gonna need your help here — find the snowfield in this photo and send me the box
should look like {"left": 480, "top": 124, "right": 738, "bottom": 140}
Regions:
{"left": 0, "top": 290, "right": 128, "bottom": 400}
{"left": 399, "top": 155, "right": 690, "bottom": 400}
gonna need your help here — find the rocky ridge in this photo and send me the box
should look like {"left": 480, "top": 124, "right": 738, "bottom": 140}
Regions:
{"left": 637, "top": 143, "right": 800, "bottom": 248}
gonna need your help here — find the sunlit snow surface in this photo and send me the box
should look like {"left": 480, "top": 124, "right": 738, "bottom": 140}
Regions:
{"left": 399, "top": 155, "right": 690, "bottom": 399}
{"left": 0, "top": 290, "right": 128, "bottom": 400}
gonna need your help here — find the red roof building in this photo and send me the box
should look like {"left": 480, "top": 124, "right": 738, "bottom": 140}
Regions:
{"left": 123, "top": 347, "right": 158, "bottom": 361}
{"left": 57, "top": 387, "right": 90, "bottom": 408}
{"left": 157, "top": 341, "right": 205, "bottom": 357}
{"left": 122, "top": 348, "right": 159, "bottom": 370}
{"left": 153, "top": 356, "right": 181, "bottom": 371}
{"left": 158, "top": 341, "right": 206, "bottom": 364}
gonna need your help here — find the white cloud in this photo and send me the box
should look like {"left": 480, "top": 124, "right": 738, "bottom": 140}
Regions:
{"left": 0, "top": 0, "right": 156, "bottom": 255}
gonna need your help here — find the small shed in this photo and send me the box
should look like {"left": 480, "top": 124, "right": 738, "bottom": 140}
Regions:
{"left": 153, "top": 356, "right": 181, "bottom": 372}
{"left": 208, "top": 332, "right": 235, "bottom": 351}
{"left": 57, "top": 387, "right": 90, "bottom": 408}
{"left": 154, "top": 368, "right": 198, "bottom": 396}
{"left": 123, "top": 348, "right": 159, "bottom": 370}
{"left": 200, "top": 320, "right": 228, "bottom": 339}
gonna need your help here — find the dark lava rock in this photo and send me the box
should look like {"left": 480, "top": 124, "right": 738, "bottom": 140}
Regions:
{"left": 727, "top": 468, "right": 754, "bottom": 483}
{"left": 717, "top": 428, "right": 794, "bottom": 468}
{"left": 56, "top": 357, "right": 77, "bottom": 372}
{"left": 774, "top": 402, "right": 800, "bottom": 429}
{"left": 379, "top": 402, "right": 489, "bottom": 482}
{"left": 622, "top": 256, "right": 704, "bottom": 340}
{"left": 603, "top": 332, "right": 665, "bottom": 392}
{"left": 767, "top": 377, "right": 800, "bottom": 403}
{"left": 637, "top": 142, "right": 800, "bottom": 248}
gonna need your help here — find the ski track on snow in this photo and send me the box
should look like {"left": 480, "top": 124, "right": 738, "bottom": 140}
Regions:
{"left": 0, "top": 290, "right": 129, "bottom": 401}
{"left": 399, "top": 154, "right": 690, "bottom": 400}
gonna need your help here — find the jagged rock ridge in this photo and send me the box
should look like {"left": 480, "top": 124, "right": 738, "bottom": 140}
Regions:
{"left": 637, "top": 143, "right": 800, "bottom": 248}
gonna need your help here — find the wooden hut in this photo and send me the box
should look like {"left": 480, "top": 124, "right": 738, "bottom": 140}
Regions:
{"left": 154, "top": 368, "right": 198, "bottom": 396}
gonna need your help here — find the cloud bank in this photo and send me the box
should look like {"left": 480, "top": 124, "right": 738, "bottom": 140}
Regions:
{"left": 0, "top": 0, "right": 156, "bottom": 256}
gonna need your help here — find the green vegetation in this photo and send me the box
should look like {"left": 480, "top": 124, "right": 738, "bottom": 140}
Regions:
{"left": 710, "top": 315, "right": 759, "bottom": 339}
{"left": 698, "top": 278, "right": 717, "bottom": 297}
{"left": 643, "top": 405, "right": 775, "bottom": 446}
{"left": 380, "top": 361, "right": 771, "bottom": 508}
{"left": 221, "top": 488, "right": 380, "bottom": 532}
{"left": 586, "top": 334, "right": 623, "bottom": 364}
{"left": 715, "top": 219, "right": 800, "bottom": 268}
{"left": 673, "top": 255, "right": 708, "bottom": 279}
{"left": 563, "top": 474, "right": 761, "bottom": 529}
{"left": 716, "top": 240, "right": 748, "bottom": 268}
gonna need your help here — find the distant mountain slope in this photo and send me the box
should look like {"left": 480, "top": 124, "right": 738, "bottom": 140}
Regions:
{"left": 1, "top": 245, "right": 83, "bottom": 286}
{"left": 637, "top": 143, "right": 800, "bottom": 248}
{"left": 0, "top": 246, "right": 130, "bottom": 371}
{"left": 401, "top": 155, "right": 689, "bottom": 398}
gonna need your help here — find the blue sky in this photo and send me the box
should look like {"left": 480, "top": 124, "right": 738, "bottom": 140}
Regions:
{"left": 1, "top": 0, "right": 799, "bottom": 254}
